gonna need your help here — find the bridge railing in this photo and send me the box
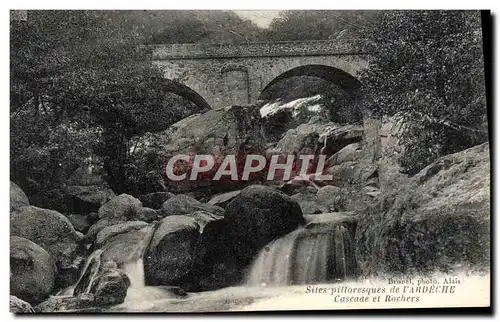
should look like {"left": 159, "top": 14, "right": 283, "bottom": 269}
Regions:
{"left": 152, "top": 39, "right": 369, "bottom": 60}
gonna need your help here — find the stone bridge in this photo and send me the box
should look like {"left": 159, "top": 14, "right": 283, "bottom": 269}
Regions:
{"left": 152, "top": 40, "right": 370, "bottom": 110}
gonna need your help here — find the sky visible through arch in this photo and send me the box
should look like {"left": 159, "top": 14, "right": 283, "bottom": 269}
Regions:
{"left": 233, "top": 10, "right": 282, "bottom": 28}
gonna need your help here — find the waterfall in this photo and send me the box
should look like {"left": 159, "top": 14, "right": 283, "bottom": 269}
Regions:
{"left": 120, "top": 223, "right": 174, "bottom": 304}
{"left": 121, "top": 223, "right": 157, "bottom": 289}
{"left": 66, "top": 223, "right": 158, "bottom": 298}
{"left": 246, "top": 225, "right": 355, "bottom": 286}
{"left": 61, "top": 249, "right": 104, "bottom": 296}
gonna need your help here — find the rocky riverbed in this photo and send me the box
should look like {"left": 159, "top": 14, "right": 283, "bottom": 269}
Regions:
{"left": 10, "top": 101, "right": 490, "bottom": 313}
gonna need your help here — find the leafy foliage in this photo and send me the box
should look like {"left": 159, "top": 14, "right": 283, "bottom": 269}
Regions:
{"left": 360, "top": 11, "right": 488, "bottom": 174}
{"left": 266, "top": 10, "right": 379, "bottom": 41}
{"left": 10, "top": 11, "right": 203, "bottom": 207}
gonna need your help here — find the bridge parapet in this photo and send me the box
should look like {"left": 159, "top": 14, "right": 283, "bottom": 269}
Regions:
{"left": 152, "top": 40, "right": 369, "bottom": 60}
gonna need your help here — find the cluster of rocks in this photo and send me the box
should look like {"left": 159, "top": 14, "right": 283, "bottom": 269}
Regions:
{"left": 10, "top": 104, "right": 491, "bottom": 313}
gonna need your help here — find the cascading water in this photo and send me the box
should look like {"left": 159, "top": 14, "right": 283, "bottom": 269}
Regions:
{"left": 66, "top": 223, "right": 164, "bottom": 301}
{"left": 73, "top": 249, "right": 104, "bottom": 295}
{"left": 118, "top": 223, "right": 178, "bottom": 306}
{"left": 246, "top": 224, "right": 356, "bottom": 286}
{"left": 57, "top": 249, "right": 104, "bottom": 296}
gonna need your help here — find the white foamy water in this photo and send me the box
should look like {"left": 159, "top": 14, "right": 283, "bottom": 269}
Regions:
{"left": 247, "top": 225, "right": 354, "bottom": 286}
{"left": 260, "top": 95, "right": 323, "bottom": 118}
{"left": 105, "top": 271, "right": 490, "bottom": 312}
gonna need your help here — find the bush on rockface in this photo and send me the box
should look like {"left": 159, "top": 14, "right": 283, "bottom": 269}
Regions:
{"left": 10, "top": 113, "right": 101, "bottom": 213}
{"left": 361, "top": 11, "right": 488, "bottom": 175}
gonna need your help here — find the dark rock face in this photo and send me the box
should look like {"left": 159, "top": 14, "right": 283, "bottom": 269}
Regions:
{"left": 64, "top": 162, "right": 116, "bottom": 215}
{"left": 356, "top": 143, "right": 491, "bottom": 275}
{"left": 161, "top": 194, "right": 224, "bottom": 217}
{"left": 10, "top": 206, "right": 80, "bottom": 273}
{"left": 316, "top": 185, "right": 341, "bottom": 210}
{"left": 83, "top": 217, "right": 126, "bottom": 245}
{"left": 184, "top": 211, "right": 224, "bottom": 282}
{"left": 290, "top": 191, "right": 326, "bottom": 215}
{"left": 10, "top": 181, "right": 29, "bottom": 212}
{"left": 139, "top": 192, "right": 175, "bottom": 209}
{"left": 10, "top": 295, "right": 35, "bottom": 313}
{"left": 136, "top": 207, "right": 160, "bottom": 222}
{"left": 326, "top": 161, "right": 378, "bottom": 188}
{"left": 64, "top": 185, "right": 115, "bottom": 215}
{"left": 145, "top": 215, "right": 200, "bottom": 285}
{"left": 224, "top": 185, "right": 304, "bottom": 264}
{"left": 10, "top": 236, "right": 56, "bottom": 304}
{"left": 67, "top": 214, "right": 90, "bottom": 233}
{"left": 327, "top": 142, "right": 361, "bottom": 166}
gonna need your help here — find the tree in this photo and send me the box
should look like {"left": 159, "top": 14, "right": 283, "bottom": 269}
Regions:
{"left": 266, "top": 10, "right": 379, "bottom": 41}
{"left": 360, "top": 11, "right": 488, "bottom": 175}
{"left": 10, "top": 11, "right": 203, "bottom": 208}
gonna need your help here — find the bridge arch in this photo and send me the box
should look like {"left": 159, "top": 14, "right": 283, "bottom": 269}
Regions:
{"left": 162, "top": 79, "right": 212, "bottom": 111}
{"left": 258, "top": 64, "right": 361, "bottom": 101}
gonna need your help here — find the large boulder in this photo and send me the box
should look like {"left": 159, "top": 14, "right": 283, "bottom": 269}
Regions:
{"left": 66, "top": 214, "right": 90, "bottom": 233}
{"left": 10, "top": 236, "right": 56, "bottom": 304}
{"left": 290, "top": 191, "right": 326, "bottom": 215}
{"left": 97, "top": 222, "right": 155, "bottom": 266}
{"left": 83, "top": 217, "right": 125, "bottom": 245}
{"left": 94, "top": 221, "right": 149, "bottom": 249}
{"left": 64, "top": 161, "right": 116, "bottom": 215}
{"left": 184, "top": 210, "right": 224, "bottom": 273}
{"left": 207, "top": 190, "right": 241, "bottom": 208}
{"left": 10, "top": 181, "right": 29, "bottom": 212}
{"left": 356, "top": 143, "right": 491, "bottom": 275}
{"left": 10, "top": 295, "right": 35, "bottom": 313}
{"left": 276, "top": 120, "right": 363, "bottom": 156}
{"left": 136, "top": 207, "right": 160, "bottom": 222}
{"left": 224, "top": 185, "right": 304, "bottom": 264}
{"left": 316, "top": 185, "right": 342, "bottom": 210}
{"left": 97, "top": 194, "right": 142, "bottom": 220}
{"left": 145, "top": 215, "right": 201, "bottom": 285}
{"left": 139, "top": 192, "right": 174, "bottom": 209}
{"left": 72, "top": 256, "right": 130, "bottom": 308}
{"left": 327, "top": 142, "right": 361, "bottom": 166}
{"left": 320, "top": 124, "right": 364, "bottom": 156}
{"left": 64, "top": 185, "right": 116, "bottom": 215}
{"left": 156, "top": 105, "right": 266, "bottom": 156}
{"left": 92, "top": 267, "right": 130, "bottom": 306}
{"left": 276, "top": 120, "right": 334, "bottom": 155}
{"left": 134, "top": 105, "right": 266, "bottom": 194}
{"left": 161, "top": 194, "right": 224, "bottom": 217}
{"left": 326, "top": 161, "right": 378, "bottom": 188}
{"left": 10, "top": 206, "right": 80, "bottom": 270}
